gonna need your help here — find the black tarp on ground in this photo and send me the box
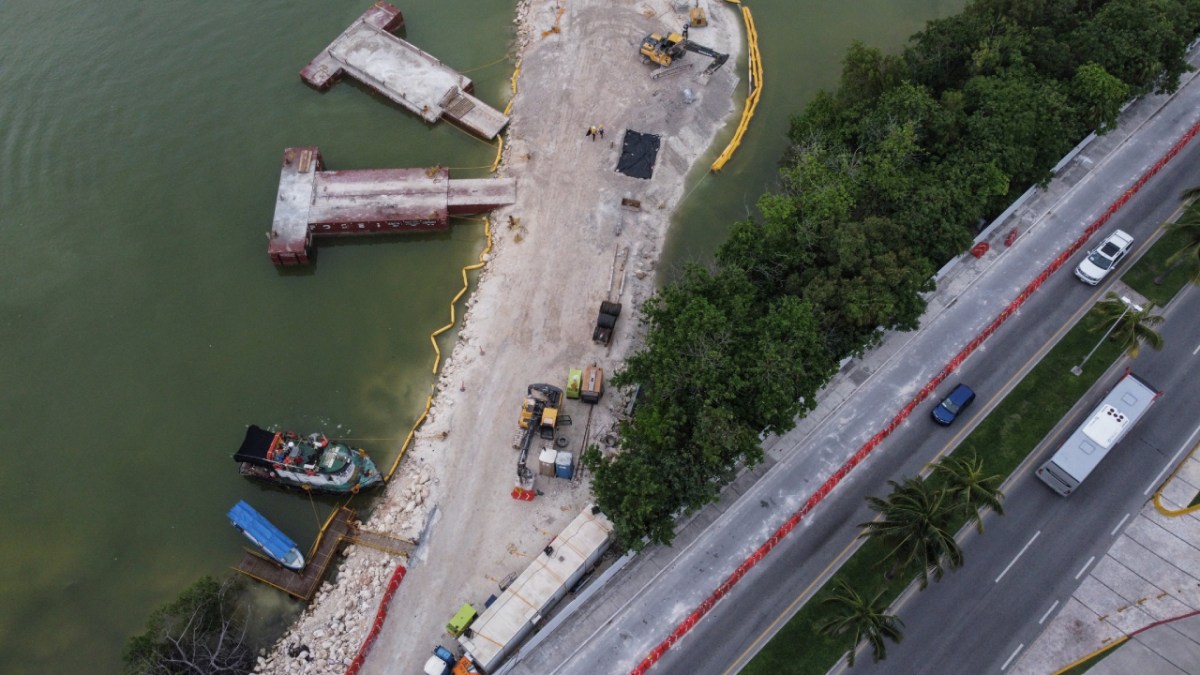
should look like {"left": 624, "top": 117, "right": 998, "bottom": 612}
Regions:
{"left": 617, "top": 130, "right": 661, "bottom": 179}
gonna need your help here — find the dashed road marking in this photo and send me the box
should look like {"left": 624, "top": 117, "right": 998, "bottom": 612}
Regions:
{"left": 1039, "top": 600, "right": 1060, "bottom": 625}
{"left": 997, "top": 531, "right": 1041, "bottom": 583}
{"left": 1001, "top": 643, "right": 1025, "bottom": 671}
{"left": 1077, "top": 555, "right": 1096, "bottom": 580}
{"left": 1111, "top": 513, "right": 1131, "bottom": 536}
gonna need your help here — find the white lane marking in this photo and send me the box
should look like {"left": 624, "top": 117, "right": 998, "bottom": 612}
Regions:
{"left": 1145, "top": 421, "right": 1200, "bottom": 495}
{"left": 1001, "top": 643, "right": 1025, "bottom": 671}
{"left": 1076, "top": 556, "right": 1096, "bottom": 580}
{"left": 1111, "top": 513, "right": 1131, "bottom": 536}
{"left": 1039, "top": 600, "right": 1061, "bottom": 625}
{"left": 1193, "top": 342, "right": 1200, "bottom": 355}
{"left": 996, "top": 531, "right": 1041, "bottom": 583}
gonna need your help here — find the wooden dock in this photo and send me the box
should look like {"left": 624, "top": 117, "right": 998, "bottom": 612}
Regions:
{"left": 234, "top": 506, "right": 417, "bottom": 601}
{"left": 299, "top": 2, "right": 509, "bottom": 139}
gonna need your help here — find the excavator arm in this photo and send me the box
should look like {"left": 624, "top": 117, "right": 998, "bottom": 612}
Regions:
{"left": 681, "top": 40, "right": 728, "bottom": 74}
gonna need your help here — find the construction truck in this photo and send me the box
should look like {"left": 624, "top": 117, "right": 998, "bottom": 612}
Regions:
{"left": 593, "top": 301, "right": 622, "bottom": 345}
{"left": 638, "top": 25, "right": 728, "bottom": 74}
{"left": 423, "top": 646, "right": 479, "bottom": 675}
{"left": 594, "top": 246, "right": 628, "bottom": 346}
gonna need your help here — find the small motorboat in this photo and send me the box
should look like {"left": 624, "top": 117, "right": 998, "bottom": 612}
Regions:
{"left": 227, "top": 500, "right": 305, "bottom": 571}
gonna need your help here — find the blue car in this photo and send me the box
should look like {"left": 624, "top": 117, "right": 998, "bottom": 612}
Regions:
{"left": 932, "top": 384, "right": 975, "bottom": 425}
{"left": 423, "top": 646, "right": 456, "bottom": 675}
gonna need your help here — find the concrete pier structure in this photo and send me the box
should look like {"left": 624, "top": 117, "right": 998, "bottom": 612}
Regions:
{"left": 300, "top": 2, "right": 509, "bottom": 139}
{"left": 268, "top": 147, "right": 516, "bottom": 266}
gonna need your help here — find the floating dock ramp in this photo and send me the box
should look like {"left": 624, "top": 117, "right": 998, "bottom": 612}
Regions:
{"left": 233, "top": 506, "right": 417, "bottom": 601}
{"left": 300, "top": 2, "right": 509, "bottom": 139}
{"left": 268, "top": 146, "right": 516, "bottom": 265}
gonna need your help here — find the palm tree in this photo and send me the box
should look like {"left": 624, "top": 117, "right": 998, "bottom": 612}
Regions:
{"left": 1157, "top": 188, "right": 1200, "bottom": 285}
{"left": 1090, "top": 292, "right": 1164, "bottom": 358}
{"left": 930, "top": 454, "right": 1005, "bottom": 533}
{"left": 859, "top": 477, "right": 964, "bottom": 589}
{"left": 816, "top": 577, "right": 905, "bottom": 667}
{"left": 1162, "top": 215, "right": 1200, "bottom": 285}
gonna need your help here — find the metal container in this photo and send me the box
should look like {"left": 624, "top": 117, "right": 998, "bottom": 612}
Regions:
{"left": 555, "top": 450, "right": 574, "bottom": 479}
{"left": 566, "top": 368, "right": 582, "bottom": 399}
{"left": 581, "top": 365, "right": 604, "bottom": 404}
{"left": 539, "top": 447, "right": 558, "bottom": 477}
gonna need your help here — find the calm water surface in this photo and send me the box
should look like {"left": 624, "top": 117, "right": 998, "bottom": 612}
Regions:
{"left": 0, "top": 1, "right": 959, "bottom": 673}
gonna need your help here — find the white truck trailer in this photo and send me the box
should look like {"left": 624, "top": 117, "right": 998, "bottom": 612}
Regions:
{"left": 458, "top": 505, "right": 614, "bottom": 672}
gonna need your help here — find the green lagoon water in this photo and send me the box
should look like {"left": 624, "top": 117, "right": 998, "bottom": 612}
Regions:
{"left": 0, "top": 1, "right": 959, "bottom": 672}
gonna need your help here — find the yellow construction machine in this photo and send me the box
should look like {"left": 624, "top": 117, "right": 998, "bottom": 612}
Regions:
{"left": 514, "top": 383, "right": 569, "bottom": 500}
{"left": 638, "top": 25, "right": 728, "bottom": 74}
{"left": 517, "top": 383, "right": 565, "bottom": 440}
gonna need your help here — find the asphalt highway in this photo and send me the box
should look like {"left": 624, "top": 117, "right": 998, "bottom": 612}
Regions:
{"left": 504, "top": 43, "right": 1200, "bottom": 675}
{"left": 650, "top": 81, "right": 1200, "bottom": 675}
{"left": 849, "top": 284, "right": 1200, "bottom": 675}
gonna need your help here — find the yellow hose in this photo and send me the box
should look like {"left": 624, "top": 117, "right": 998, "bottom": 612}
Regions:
{"left": 491, "top": 135, "right": 504, "bottom": 173}
{"left": 428, "top": 217, "right": 493, "bottom": 374}
{"left": 711, "top": 3, "right": 762, "bottom": 172}
{"left": 385, "top": 394, "right": 434, "bottom": 481}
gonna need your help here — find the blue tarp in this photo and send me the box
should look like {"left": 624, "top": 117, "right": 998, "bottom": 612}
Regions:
{"left": 228, "top": 500, "right": 298, "bottom": 565}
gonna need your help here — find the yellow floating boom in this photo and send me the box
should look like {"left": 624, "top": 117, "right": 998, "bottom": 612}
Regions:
{"left": 711, "top": 1, "right": 762, "bottom": 172}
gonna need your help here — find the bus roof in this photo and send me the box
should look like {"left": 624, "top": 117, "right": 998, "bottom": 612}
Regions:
{"left": 1052, "top": 373, "right": 1157, "bottom": 482}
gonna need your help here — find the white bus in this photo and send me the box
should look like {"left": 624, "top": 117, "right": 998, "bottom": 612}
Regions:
{"left": 1036, "top": 371, "right": 1159, "bottom": 496}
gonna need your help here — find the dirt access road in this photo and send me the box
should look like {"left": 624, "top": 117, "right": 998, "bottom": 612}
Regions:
{"left": 259, "top": 1, "right": 743, "bottom": 673}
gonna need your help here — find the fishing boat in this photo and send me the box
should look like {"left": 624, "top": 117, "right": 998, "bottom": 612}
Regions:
{"left": 233, "top": 425, "right": 383, "bottom": 495}
{"left": 227, "top": 500, "right": 305, "bottom": 570}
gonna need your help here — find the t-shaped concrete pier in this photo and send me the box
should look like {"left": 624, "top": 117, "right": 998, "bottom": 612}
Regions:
{"left": 268, "top": 147, "right": 516, "bottom": 266}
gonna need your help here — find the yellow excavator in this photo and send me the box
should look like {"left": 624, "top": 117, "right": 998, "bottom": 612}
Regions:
{"left": 514, "top": 384, "right": 568, "bottom": 499}
{"left": 638, "top": 25, "right": 728, "bottom": 74}
{"left": 518, "top": 383, "right": 565, "bottom": 440}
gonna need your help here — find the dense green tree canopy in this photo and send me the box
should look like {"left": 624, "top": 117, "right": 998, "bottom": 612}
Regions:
{"left": 590, "top": 0, "right": 1200, "bottom": 549}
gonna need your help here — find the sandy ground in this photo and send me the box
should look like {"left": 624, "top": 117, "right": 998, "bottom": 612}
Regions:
{"left": 256, "top": 1, "right": 743, "bottom": 673}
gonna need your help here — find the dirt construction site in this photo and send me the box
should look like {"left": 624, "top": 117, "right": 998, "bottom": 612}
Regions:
{"left": 255, "top": 1, "right": 745, "bottom": 673}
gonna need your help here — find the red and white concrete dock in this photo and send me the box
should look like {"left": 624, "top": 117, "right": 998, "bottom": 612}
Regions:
{"left": 268, "top": 147, "right": 516, "bottom": 266}
{"left": 300, "top": 2, "right": 509, "bottom": 139}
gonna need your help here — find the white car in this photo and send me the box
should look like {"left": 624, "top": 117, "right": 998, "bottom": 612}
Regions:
{"left": 1075, "top": 229, "right": 1134, "bottom": 284}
